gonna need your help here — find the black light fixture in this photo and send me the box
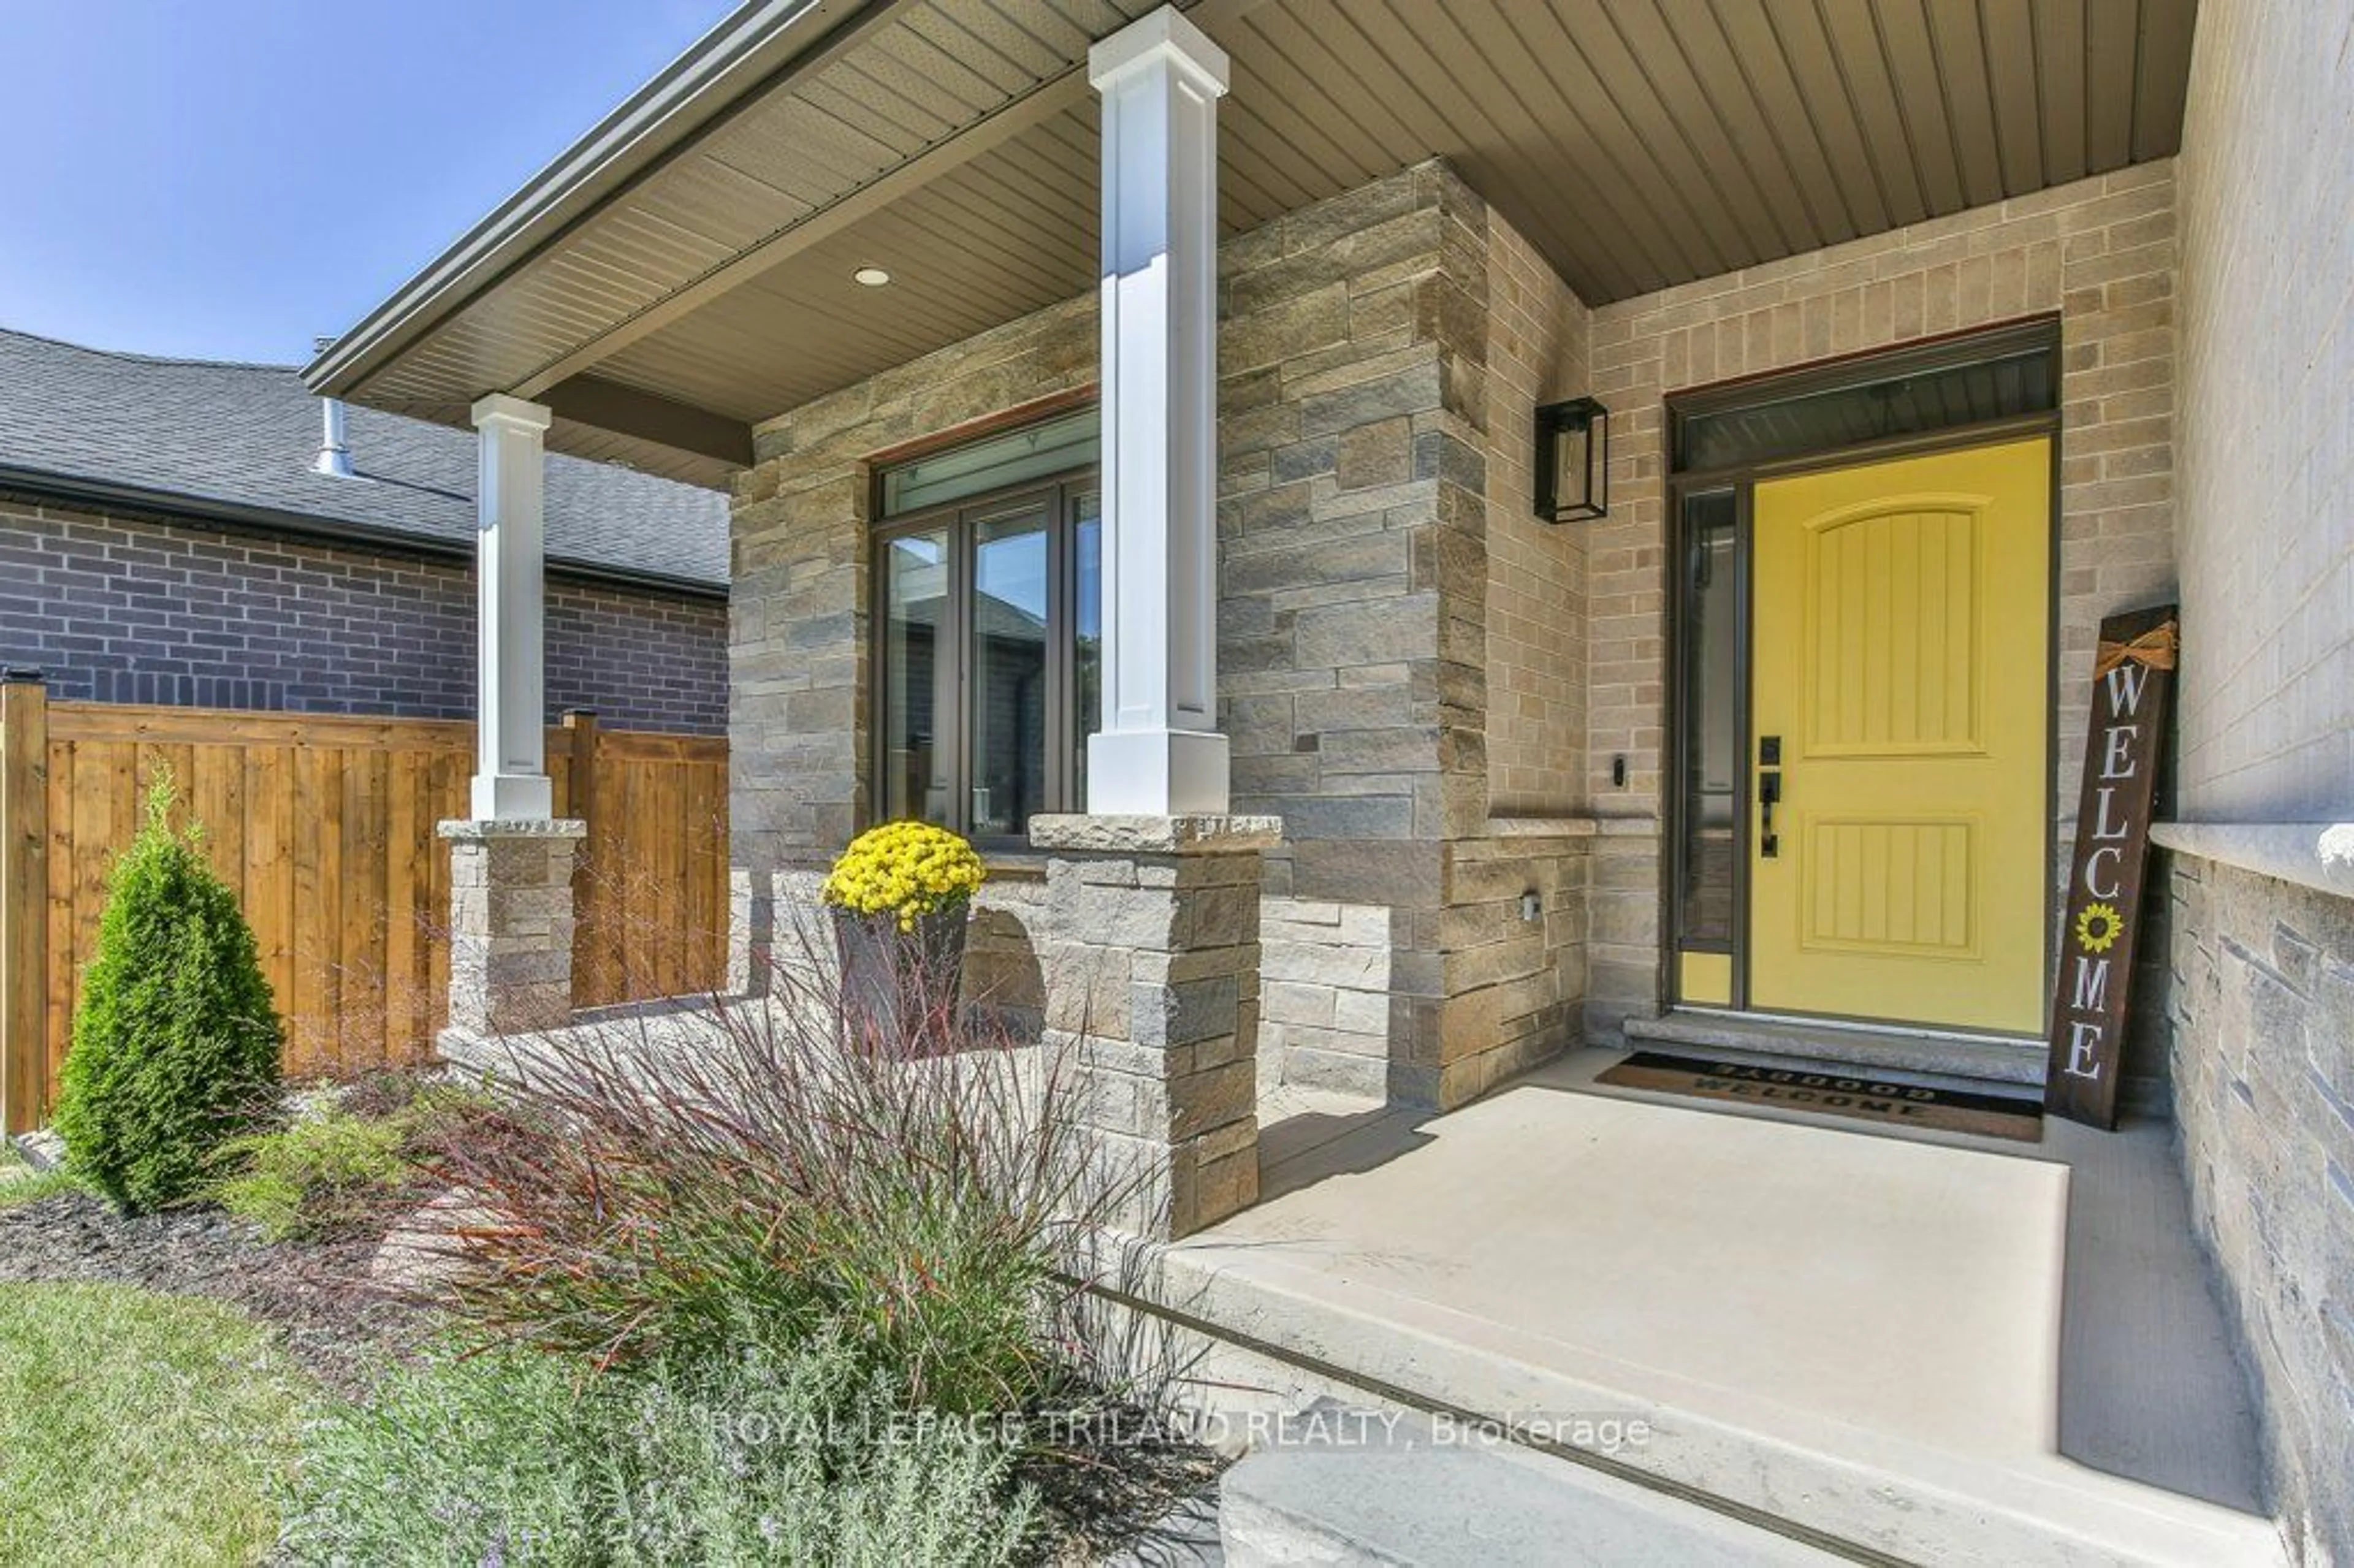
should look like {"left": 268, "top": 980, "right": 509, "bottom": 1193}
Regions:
{"left": 1534, "top": 397, "right": 1610, "bottom": 522}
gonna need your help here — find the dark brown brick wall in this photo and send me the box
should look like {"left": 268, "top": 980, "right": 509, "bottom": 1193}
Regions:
{"left": 0, "top": 496, "right": 725, "bottom": 733}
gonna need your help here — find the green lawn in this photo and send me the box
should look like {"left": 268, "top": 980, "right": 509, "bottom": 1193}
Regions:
{"left": 0, "top": 1142, "right": 80, "bottom": 1209}
{"left": 0, "top": 1281, "right": 313, "bottom": 1566}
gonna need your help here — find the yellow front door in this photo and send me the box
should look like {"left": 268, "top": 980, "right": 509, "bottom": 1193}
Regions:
{"left": 1748, "top": 438, "right": 2051, "bottom": 1035}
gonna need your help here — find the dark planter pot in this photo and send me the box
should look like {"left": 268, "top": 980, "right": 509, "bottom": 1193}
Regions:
{"left": 832, "top": 905, "right": 970, "bottom": 1055}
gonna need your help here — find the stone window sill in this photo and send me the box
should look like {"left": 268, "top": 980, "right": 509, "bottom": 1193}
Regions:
{"left": 1484, "top": 814, "right": 1660, "bottom": 839}
{"left": 2148, "top": 821, "right": 2354, "bottom": 902}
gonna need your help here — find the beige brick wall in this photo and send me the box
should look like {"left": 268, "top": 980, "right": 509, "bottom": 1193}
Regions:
{"left": 1580, "top": 165, "right": 2181, "bottom": 1029}
{"left": 2174, "top": 1, "right": 2354, "bottom": 821}
{"left": 1482, "top": 210, "right": 1593, "bottom": 816}
{"left": 2165, "top": 1, "right": 2354, "bottom": 1559}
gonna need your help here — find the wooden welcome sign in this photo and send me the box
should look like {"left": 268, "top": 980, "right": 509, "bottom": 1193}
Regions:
{"left": 2045, "top": 604, "right": 2179, "bottom": 1128}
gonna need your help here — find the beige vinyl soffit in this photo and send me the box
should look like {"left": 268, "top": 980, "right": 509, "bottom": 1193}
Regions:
{"left": 302, "top": 0, "right": 894, "bottom": 398}
{"left": 308, "top": 0, "right": 2193, "bottom": 463}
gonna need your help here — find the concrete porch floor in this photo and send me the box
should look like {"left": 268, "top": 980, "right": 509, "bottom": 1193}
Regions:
{"left": 1150, "top": 1051, "right": 2281, "bottom": 1566}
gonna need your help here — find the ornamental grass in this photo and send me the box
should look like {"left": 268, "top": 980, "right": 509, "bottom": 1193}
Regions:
{"left": 408, "top": 925, "right": 1137, "bottom": 1423}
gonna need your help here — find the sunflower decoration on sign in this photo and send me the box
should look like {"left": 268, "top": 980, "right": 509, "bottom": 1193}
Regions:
{"left": 2075, "top": 900, "right": 2123, "bottom": 954}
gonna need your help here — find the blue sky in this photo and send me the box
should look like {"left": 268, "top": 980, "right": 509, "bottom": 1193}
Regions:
{"left": 0, "top": 1, "right": 738, "bottom": 366}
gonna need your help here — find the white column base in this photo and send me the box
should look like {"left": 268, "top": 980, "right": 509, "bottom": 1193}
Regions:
{"left": 1086, "top": 728, "right": 1230, "bottom": 817}
{"left": 471, "top": 771, "right": 554, "bottom": 821}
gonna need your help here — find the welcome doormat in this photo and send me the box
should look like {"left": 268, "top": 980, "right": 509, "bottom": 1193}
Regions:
{"left": 1598, "top": 1051, "right": 2044, "bottom": 1143}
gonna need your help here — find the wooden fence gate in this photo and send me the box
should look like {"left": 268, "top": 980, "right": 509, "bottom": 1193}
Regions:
{"left": 1, "top": 685, "right": 729, "bottom": 1132}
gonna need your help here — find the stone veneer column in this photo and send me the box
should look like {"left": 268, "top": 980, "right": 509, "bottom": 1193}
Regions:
{"left": 1032, "top": 813, "right": 1279, "bottom": 1240}
{"left": 438, "top": 818, "right": 586, "bottom": 1039}
{"left": 725, "top": 866, "right": 773, "bottom": 997}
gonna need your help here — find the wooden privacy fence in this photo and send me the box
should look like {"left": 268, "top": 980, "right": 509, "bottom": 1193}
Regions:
{"left": 0, "top": 686, "right": 729, "bottom": 1132}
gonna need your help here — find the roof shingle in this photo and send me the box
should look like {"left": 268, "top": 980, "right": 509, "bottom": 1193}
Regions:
{"left": 0, "top": 328, "right": 727, "bottom": 588}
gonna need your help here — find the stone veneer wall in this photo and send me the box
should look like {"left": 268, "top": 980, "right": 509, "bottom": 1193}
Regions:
{"left": 2162, "top": 0, "right": 2354, "bottom": 1556}
{"left": 1428, "top": 205, "right": 1594, "bottom": 1103}
{"left": 730, "top": 158, "right": 2201, "bottom": 1102}
{"left": 1255, "top": 896, "right": 1395, "bottom": 1094}
{"left": 1222, "top": 170, "right": 1589, "bottom": 1105}
{"left": 734, "top": 161, "right": 1594, "bottom": 1109}
{"left": 1215, "top": 161, "right": 1491, "bottom": 1105}
{"left": 1579, "top": 164, "right": 2182, "bottom": 1039}
{"left": 729, "top": 293, "right": 1095, "bottom": 869}
{"left": 2164, "top": 854, "right": 2352, "bottom": 1559}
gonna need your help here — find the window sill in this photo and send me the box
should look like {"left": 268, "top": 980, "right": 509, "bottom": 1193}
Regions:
{"left": 978, "top": 849, "right": 1049, "bottom": 881}
{"left": 2148, "top": 821, "right": 2354, "bottom": 902}
{"left": 1484, "top": 813, "right": 1661, "bottom": 839}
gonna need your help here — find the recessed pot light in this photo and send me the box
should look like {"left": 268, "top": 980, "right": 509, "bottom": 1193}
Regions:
{"left": 853, "top": 266, "right": 892, "bottom": 287}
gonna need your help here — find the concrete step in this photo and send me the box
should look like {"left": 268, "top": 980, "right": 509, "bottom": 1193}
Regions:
{"left": 1217, "top": 1401, "right": 1842, "bottom": 1566}
{"left": 1102, "top": 1492, "right": 1223, "bottom": 1567}
{"left": 1626, "top": 1010, "right": 2048, "bottom": 1089}
{"left": 1139, "top": 1250, "right": 2280, "bottom": 1568}
{"left": 1125, "top": 1071, "right": 2285, "bottom": 1568}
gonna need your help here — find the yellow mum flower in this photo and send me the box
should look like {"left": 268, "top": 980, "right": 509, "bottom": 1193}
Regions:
{"left": 823, "top": 820, "right": 985, "bottom": 924}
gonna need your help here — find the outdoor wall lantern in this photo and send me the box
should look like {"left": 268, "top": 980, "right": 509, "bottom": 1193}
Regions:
{"left": 1534, "top": 397, "right": 1610, "bottom": 522}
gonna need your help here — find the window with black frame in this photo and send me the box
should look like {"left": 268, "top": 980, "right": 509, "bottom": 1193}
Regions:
{"left": 874, "top": 411, "right": 1100, "bottom": 842}
{"left": 1676, "top": 489, "right": 1741, "bottom": 954}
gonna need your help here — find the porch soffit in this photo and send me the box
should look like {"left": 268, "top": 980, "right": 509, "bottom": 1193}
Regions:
{"left": 313, "top": 0, "right": 2196, "bottom": 484}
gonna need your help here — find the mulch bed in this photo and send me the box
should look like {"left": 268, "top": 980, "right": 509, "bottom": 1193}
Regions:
{"left": 0, "top": 1188, "right": 1227, "bottom": 1558}
{"left": 0, "top": 1191, "right": 427, "bottom": 1398}
{"left": 1026, "top": 1413, "right": 1225, "bottom": 1566}
{"left": 0, "top": 1155, "right": 1230, "bottom": 1562}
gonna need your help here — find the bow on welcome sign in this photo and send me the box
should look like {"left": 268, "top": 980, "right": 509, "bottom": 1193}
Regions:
{"left": 2045, "top": 604, "right": 2179, "bottom": 1129}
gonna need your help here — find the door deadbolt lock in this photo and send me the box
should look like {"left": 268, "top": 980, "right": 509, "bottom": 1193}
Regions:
{"left": 1758, "top": 734, "right": 1784, "bottom": 857}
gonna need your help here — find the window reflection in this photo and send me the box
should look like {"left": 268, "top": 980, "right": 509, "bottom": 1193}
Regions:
{"left": 1678, "top": 490, "right": 1739, "bottom": 946}
{"left": 1074, "top": 493, "right": 1102, "bottom": 804}
{"left": 874, "top": 477, "right": 1099, "bottom": 840}
{"left": 970, "top": 506, "right": 1050, "bottom": 836}
{"left": 883, "top": 530, "right": 950, "bottom": 823}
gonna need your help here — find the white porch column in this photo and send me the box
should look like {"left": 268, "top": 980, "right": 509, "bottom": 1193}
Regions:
{"left": 469, "top": 393, "right": 555, "bottom": 820}
{"left": 1086, "top": 8, "right": 1231, "bottom": 816}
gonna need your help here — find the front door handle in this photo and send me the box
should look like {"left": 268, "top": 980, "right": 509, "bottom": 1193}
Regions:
{"left": 1759, "top": 771, "right": 1781, "bottom": 858}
